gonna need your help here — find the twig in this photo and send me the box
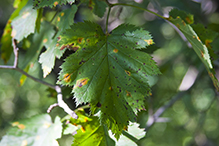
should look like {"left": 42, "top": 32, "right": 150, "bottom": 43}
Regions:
{"left": 0, "top": 38, "right": 78, "bottom": 119}
{"left": 47, "top": 86, "right": 78, "bottom": 119}
{"left": 145, "top": 91, "right": 185, "bottom": 131}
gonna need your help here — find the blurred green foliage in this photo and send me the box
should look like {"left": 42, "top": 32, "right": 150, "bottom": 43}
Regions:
{"left": 1, "top": 0, "right": 219, "bottom": 145}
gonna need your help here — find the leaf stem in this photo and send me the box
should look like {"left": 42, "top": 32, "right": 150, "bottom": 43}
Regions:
{"left": 111, "top": 3, "right": 167, "bottom": 20}
{"left": 105, "top": 6, "right": 112, "bottom": 34}
{"left": 122, "top": 130, "right": 139, "bottom": 145}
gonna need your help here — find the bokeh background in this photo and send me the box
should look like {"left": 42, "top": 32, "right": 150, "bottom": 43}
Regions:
{"left": 1, "top": 0, "right": 219, "bottom": 145}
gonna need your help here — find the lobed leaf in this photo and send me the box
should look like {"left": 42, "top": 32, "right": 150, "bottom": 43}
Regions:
{"left": 168, "top": 9, "right": 219, "bottom": 91}
{"left": 33, "top": 0, "right": 75, "bottom": 8}
{"left": 0, "top": 114, "right": 62, "bottom": 146}
{"left": 57, "top": 21, "right": 160, "bottom": 138}
{"left": 39, "top": 5, "right": 77, "bottom": 78}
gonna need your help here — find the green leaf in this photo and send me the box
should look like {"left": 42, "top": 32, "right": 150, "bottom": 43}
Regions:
{"left": 56, "top": 5, "right": 78, "bottom": 31}
{"left": 11, "top": 0, "right": 38, "bottom": 42}
{"left": 92, "top": 0, "right": 108, "bottom": 18}
{"left": 39, "top": 5, "right": 77, "bottom": 78}
{"left": 0, "top": 0, "right": 28, "bottom": 62}
{"left": 109, "top": 123, "right": 146, "bottom": 146}
{"left": 70, "top": 110, "right": 115, "bottom": 146}
{"left": 168, "top": 9, "right": 219, "bottom": 91}
{"left": 57, "top": 21, "right": 160, "bottom": 138}
{"left": 0, "top": 114, "right": 62, "bottom": 146}
{"left": 169, "top": 8, "right": 194, "bottom": 24}
{"left": 34, "top": 0, "right": 75, "bottom": 8}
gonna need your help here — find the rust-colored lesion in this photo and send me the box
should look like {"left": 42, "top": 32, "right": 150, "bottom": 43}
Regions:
{"left": 74, "top": 78, "right": 89, "bottom": 89}
{"left": 64, "top": 73, "right": 71, "bottom": 82}
{"left": 125, "top": 70, "right": 131, "bottom": 76}
{"left": 113, "top": 48, "right": 118, "bottom": 53}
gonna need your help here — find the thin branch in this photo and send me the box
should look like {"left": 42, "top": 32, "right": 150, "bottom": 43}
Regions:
{"left": 0, "top": 38, "right": 77, "bottom": 119}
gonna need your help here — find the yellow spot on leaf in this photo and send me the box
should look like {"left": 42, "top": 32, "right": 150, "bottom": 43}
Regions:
{"left": 201, "top": 51, "right": 204, "bottom": 57}
{"left": 123, "top": 126, "right": 128, "bottom": 131}
{"left": 18, "top": 124, "right": 26, "bottom": 130}
{"left": 77, "top": 37, "right": 84, "bottom": 44}
{"left": 57, "top": 17, "right": 60, "bottom": 22}
{"left": 11, "top": 29, "right": 16, "bottom": 38}
{"left": 43, "top": 122, "right": 51, "bottom": 128}
{"left": 21, "top": 140, "right": 28, "bottom": 146}
{"left": 144, "top": 39, "right": 153, "bottom": 45}
{"left": 205, "top": 39, "right": 212, "bottom": 48}
{"left": 182, "top": 20, "right": 186, "bottom": 26}
{"left": 185, "top": 16, "right": 193, "bottom": 24}
{"left": 149, "top": 92, "right": 152, "bottom": 96}
{"left": 74, "top": 78, "right": 89, "bottom": 89}
{"left": 64, "top": 73, "right": 71, "bottom": 82}
{"left": 126, "top": 91, "right": 131, "bottom": 97}
{"left": 43, "top": 39, "right": 48, "bottom": 43}
{"left": 109, "top": 86, "right": 112, "bottom": 90}
{"left": 54, "top": 1, "right": 58, "bottom": 6}
{"left": 84, "top": 117, "right": 88, "bottom": 122}
{"left": 113, "top": 48, "right": 118, "bottom": 53}
{"left": 81, "top": 126, "right": 85, "bottom": 133}
{"left": 12, "top": 121, "right": 19, "bottom": 126}
{"left": 22, "top": 12, "right": 30, "bottom": 19}
{"left": 61, "top": 12, "right": 64, "bottom": 16}
{"left": 193, "top": 36, "right": 196, "bottom": 38}
{"left": 125, "top": 70, "right": 131, "bottom": 76}
{"left": 197, "top": 36, "right": 201, "bottom": 42}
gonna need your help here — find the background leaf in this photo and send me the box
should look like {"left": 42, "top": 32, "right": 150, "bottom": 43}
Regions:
{"left": 11, "top": 0, "right": 38, "bottom": 42}
{"left": 0, "top": 114, "right": 62, "bottom": 146}
{"left": 168, "top": 9, "right": 219, "bottom": 91}
{"left": 0, "top": 0, "right": 28, "bottom": 62}
{"left": 57, "top": 21, "right": 160, "bottom": 138}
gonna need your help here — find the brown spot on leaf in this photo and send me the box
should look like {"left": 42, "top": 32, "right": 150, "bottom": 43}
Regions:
{"left": 74, "top": 78, "right": 89, "bottom": 89}
{"left": 205, "top": 39, "right": 212, "bottom": 48}
{"left": 64, "top": 73, "right": 71, "bottom": 82}
{"left": 77, "top": 37, "right": 84, "bottom": 44}
{"left": 125, "top": 70, "right": 131, "bottom": 76}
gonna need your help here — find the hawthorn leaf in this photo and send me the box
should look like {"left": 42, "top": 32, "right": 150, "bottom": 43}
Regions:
{"left": 0, "top": 114, "right": 62, "bottom": 146}
{"left": 11, "top": 0, "right": 38, "bottom": 42}
{"left": 69, "top": 110, "right": 115, "bottom": 146}
{"left": 39, "top": 5, "right": 77, "bottom": 78}
{"left": 168, "top": 9, "right": 219, "bottom": 91}
{"left": 109, "top": 123, "right": 146, "bottom": 146}
{"left": 34, "top": 0, "right": 75, "bottom": 8}
{"left": 57, "top": 21, "right": 160, "bottom": 138}
{"left": 0, "top": 0, "right": 28, "bottom": 62}
{"left": 56, "top": 5, "right": 77, "bottom": 31}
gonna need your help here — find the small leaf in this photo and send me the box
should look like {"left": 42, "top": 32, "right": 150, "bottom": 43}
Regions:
{"left": 11, "top": 0, "right": 38, "bottom": 42}
{"left": 0, "top": 114, "right": 62, "bottom": 146}
{"left": 168, "top": 9, "right": 219, "bottom": 91}
{"left": 39, "top": 5, "right": 77, "bottom": 78}
{"left": 34, "top": 0, "right": 75, "bottom": 8}
{"left": 57, "top": 21, "right": 160, "bottom": 138}
{"left": 70, "top": 110, "right": 115, "bottom": 146}
{"left": 56, "top": 5, "right": 78, "bottom": 31}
